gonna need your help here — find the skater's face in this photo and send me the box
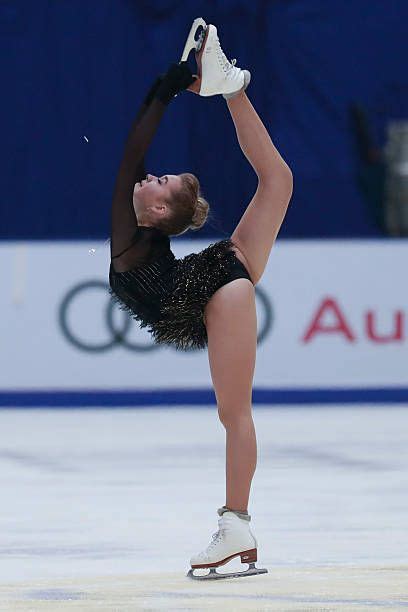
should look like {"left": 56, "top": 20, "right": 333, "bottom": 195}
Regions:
{"left": 133, "top": 173, "right": 183, "bottom": 225}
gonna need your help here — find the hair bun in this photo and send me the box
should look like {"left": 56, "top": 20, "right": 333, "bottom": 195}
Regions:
{"left": 191, "top": 196, "right": 209, "bottom": 230}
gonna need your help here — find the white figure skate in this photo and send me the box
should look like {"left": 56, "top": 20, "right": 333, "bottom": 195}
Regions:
{"left": 180, "top": 19, "right": 251, "bottom": 98}
{"left": 187, "top": 511, "right": 268, "bottom": 580}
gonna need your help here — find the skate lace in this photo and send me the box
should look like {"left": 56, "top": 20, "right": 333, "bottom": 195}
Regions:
{"left": 215, "top": 33, "right": 238, "bottom": 75}
{"left": 207, "top": 528, "right": 224, "bottom": 551}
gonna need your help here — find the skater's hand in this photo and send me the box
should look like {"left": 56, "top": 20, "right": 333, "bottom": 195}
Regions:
{"left": 155, "top": 62, "right": 197, "bottom": 104}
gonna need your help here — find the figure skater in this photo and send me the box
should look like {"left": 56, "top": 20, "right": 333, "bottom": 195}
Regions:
{"left": 109, "top": 21, "right": 293, "bottom": 579}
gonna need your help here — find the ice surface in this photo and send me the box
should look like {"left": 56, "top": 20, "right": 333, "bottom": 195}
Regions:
{"left": 0, "top": 405, "right": 407, "bottom": 584}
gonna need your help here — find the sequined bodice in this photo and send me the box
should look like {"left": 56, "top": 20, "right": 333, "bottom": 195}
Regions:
{"left": 109, "top": 250, "right": 176, "bottom": 323}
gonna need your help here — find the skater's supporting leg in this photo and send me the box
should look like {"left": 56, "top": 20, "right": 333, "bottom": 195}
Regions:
{"left": 204, "top": 278, "right": 257, "bottom": 514}
{"left": 227, "top": 91, "right": 293, "bottom": 285}
{"left": 224, "top": 413, "right": 257, "bottom": 512}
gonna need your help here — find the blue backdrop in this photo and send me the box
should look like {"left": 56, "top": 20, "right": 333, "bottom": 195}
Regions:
{"left": 2, "top": 0, "right": 407, "bottom": 240}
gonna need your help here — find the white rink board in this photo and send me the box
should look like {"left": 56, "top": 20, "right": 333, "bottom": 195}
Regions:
{"left": 1, "top": 239, "right": 407, "bottom": 390}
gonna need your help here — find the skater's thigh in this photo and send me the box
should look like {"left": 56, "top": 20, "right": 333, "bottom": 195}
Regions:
{"left": 204, "top": 279, "right": 257, "bottom": 419}
{"left": 231, "top": 180, "right": 291, "bottom": 285}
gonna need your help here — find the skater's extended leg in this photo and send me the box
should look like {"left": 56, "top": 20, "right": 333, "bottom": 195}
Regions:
{"left": 228, "top": 91, "right": 293, "bottom": 285}
{"left": 204, "top": 278, "right": 257, "bottom": 513}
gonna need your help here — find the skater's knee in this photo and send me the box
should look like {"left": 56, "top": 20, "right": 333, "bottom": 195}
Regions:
{"left": 217, "top": 404, "right": 253, "bottom": 429}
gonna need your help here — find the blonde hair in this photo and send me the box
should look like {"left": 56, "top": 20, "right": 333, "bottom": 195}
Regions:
{"left": 155, "top": 172, "right": 209, "bottom": 236}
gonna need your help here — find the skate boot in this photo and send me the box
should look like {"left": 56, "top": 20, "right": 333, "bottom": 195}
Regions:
{"left": 181, "top": 20, "right": 251, "bottom": 98}
{"left": 187, "top": 510, "right": 268, "bottom": 580}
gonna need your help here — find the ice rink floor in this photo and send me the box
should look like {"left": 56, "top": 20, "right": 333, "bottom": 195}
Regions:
{"left": 0, "top": 405, "right": 407, "bottom": 611}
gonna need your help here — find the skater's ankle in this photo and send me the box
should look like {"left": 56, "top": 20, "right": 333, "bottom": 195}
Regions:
{"left": 217, "top": 505, "right": 251, "bottom": 521}
{"left": 223, "top": 70, "right": 251, "bottom": 101}
{"left": 223, "top": 88, "right": 245, "bottom": 101}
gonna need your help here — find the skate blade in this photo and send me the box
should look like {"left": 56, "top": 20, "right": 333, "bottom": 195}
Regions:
{"left": 180, "top": 17, "right": 207, "bottom": 62}
{"left": 187, "top": 562, "right": 268, "bottom": 581}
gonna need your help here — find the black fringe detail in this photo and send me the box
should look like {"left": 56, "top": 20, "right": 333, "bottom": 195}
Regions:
{"left": 109, "top": 239, "right": 239, "bottom": 351}
{"left": 108, "top": 286, "right": 159, "bottom": 330}
{"left": 152, "top": 239, "right": 238, "bottom": 350}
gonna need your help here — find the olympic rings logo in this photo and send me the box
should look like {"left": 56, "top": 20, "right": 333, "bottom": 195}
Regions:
{"left": 58, "top": 280, "right": 274, "bottom": 353}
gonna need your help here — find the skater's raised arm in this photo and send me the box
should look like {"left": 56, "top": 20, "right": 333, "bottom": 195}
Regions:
{"left": 110, "top": 62, "right": 195, "bottom": 261}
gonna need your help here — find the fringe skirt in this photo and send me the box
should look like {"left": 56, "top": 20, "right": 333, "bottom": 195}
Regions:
{"left": 109, "top": 238, "right": 253, "bottom": 351}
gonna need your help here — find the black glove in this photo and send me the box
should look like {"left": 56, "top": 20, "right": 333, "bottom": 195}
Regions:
{"left": 155, "top": 62, "right": 196, "bottom": 105}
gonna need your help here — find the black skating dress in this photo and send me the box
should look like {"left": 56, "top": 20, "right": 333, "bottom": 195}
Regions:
{"left": 108, "top": 78, "right": 253, "bottom": 351}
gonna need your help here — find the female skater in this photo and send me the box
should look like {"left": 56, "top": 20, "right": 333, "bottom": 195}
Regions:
{"left": 109, "top": 22, "right": 293, "bottom": 579}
